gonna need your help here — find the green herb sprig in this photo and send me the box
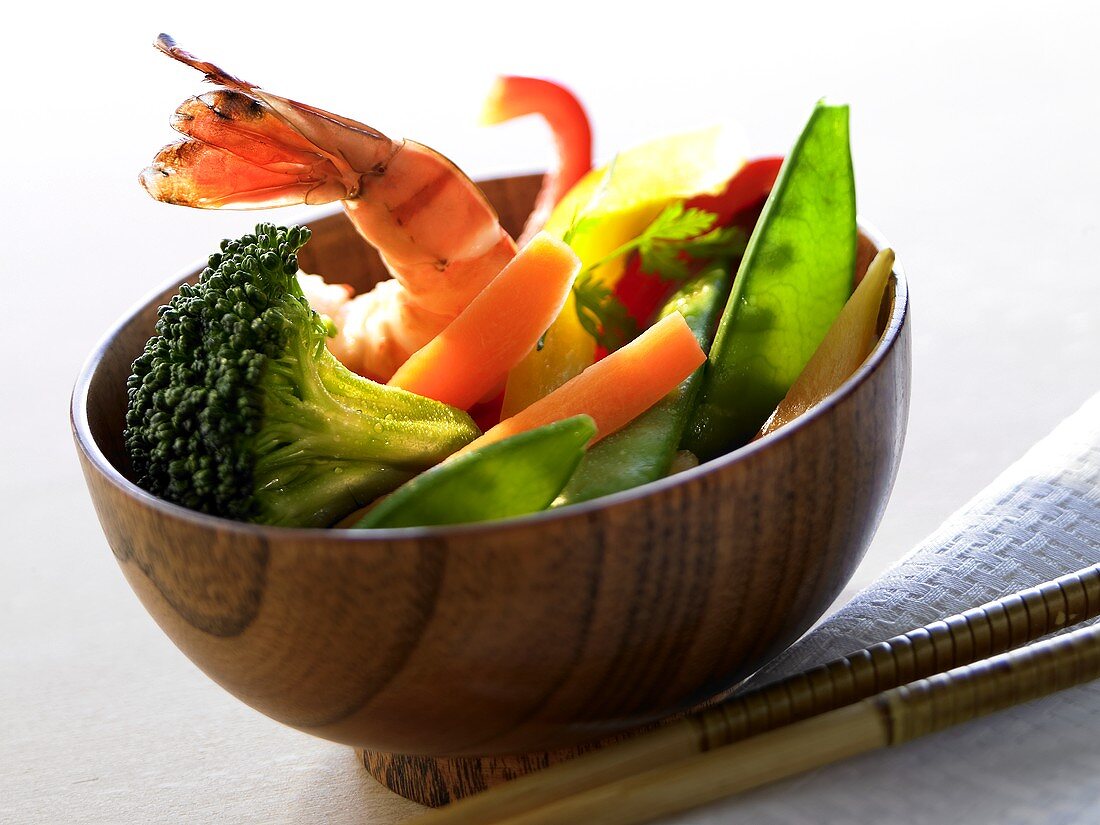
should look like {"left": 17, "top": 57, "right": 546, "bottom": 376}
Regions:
{"left": 563, "top": 200, "right": 747, "bottom": 351}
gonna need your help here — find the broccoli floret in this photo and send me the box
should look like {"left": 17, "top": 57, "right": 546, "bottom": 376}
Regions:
{"left": 124, "top": 223, "right": 479, "bottom": 527}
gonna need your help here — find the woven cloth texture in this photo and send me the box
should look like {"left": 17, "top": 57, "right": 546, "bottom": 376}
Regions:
{"left": 684, "top": 392, "right": 1100, "bottom": 824}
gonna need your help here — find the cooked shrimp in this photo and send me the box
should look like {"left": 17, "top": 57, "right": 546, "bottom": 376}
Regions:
{"left": 141, "top": 35, "right": 517, "bottom": 380}
{"left": 296, "top": 272, "right": 352, "bottom": 321}
{"left": 295, "top": 272, "right": 367, "bottom": 371}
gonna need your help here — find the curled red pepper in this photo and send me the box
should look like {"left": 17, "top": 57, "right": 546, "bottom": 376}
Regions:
{"left": 482, "top": 76, "right": 593, "bottom": 245}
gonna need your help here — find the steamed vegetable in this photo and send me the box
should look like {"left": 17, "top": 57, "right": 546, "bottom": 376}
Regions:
{"left": 461, "top": 312, "right": 707, "bottom": 457}
{"left": 481, "top": 76, "right": 593, "bottom": 244}
{"left": 760, "top": 248, "right": 895, "bottom": 436}
{"left": 685, "top": 102, "right": 857, "bottom": 458}
{"left": 570, "top": 201, "right": 744, "bottom": 347}
{"left": 124, "top": 224, "right": 479, "bottom": 528}
{"left": 555, "top": 264, "right": 731, "bottom": 506}
{"left": 388, "top": 233, "right": 580, "bottom": 409}
{"left": 687, "top": 155, "right": 784, "bottom": 227}
{"left": 356, "top": 416, "right": 596, "bottom": 528}
{"left": 131, "top": 61, "right": 890, "bottom": 532}
{"left": 613, "top": 157, "right": 782, "bottom": 329}
{"left": 501, "top": 128, "right": 742, "bottom": 417}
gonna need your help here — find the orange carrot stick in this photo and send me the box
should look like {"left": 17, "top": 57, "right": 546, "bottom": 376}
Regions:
{"left": 456, "top": 312, "right": 706, "bottom": 457}
{"left": 388, "top": 233, "right": 580, "bottom": 409}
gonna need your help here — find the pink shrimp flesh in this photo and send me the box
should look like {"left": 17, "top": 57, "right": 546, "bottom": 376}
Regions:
{"left": 141, "top": 35, "right": 517, "bottom": 380}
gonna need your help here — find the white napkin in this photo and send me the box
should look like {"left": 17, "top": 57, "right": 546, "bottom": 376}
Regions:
{"left": 684, "top": 392, "right": 1100, "bottom": 824}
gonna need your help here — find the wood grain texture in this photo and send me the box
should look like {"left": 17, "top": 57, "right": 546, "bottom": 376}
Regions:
{"left": 71, "top": 174, "right": 910, "bottom": 805}
{"left": 359, "top": 738, "right": 618, "bottom": 809}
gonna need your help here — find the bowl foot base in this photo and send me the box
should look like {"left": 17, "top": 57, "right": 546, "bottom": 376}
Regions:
{"left": 357, "top": 731, "right": 641, "bottom": 807}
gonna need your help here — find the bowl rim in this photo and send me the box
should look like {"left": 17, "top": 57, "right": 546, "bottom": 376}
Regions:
{"left": 72, "top": 212, "right": 908, "bottom": 542}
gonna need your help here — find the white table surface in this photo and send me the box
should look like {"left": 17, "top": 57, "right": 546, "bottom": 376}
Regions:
{"left": 3, "top": 2, "right": 1099, "bottom": 822}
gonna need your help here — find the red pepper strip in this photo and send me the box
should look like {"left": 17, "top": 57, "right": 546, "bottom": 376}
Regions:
{"left": 470, "top": 391, "right": 506, "bottom": 431}
{"left": 613, "top": 156, "right": 785, "bottom": 328}
{"left": 614, "top": 255, "right": 676, "bottom": 331}
{"left": 481, "top": 76, "right": 593, "bottom": 245}
{"left": 686, "top": 155, "right": 783, "bottom": 226}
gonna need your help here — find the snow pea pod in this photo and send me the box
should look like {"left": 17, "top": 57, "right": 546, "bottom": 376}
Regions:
{"left": 354, "top": 415, "right": 595, "bottom": 528}
{"left": 554, "top": 264, "right": 731, "bottom": 506}
{"left": 684, "top": 102, "right": 856, "bottom": 459}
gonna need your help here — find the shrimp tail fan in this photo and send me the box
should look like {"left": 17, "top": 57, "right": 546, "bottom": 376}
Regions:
{"left": 140, "top": 34, "right": 400, "bottom": 209}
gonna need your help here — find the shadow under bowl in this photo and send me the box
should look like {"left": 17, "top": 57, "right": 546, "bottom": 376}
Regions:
{"left": 72, "top": 174, "right": 910, "bottom": 758}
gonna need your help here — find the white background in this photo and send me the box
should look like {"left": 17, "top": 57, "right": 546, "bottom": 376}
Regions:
{"left": 3, "top": 2, "right": 1099, "bottom": 822}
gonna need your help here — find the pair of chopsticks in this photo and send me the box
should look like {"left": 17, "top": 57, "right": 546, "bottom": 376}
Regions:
{"left": 412, "top": 563, "right": 1100, "bottom": 825}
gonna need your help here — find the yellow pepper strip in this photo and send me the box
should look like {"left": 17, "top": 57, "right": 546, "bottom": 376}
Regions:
{"left": 759, "top": 248, "right": 895, "bottom": 437}
{"left": 501, "top": 127, "right": 743, "bottom": 417}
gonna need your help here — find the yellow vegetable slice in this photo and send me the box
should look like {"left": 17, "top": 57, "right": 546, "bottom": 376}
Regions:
{"left": 759, "top": 248, "right": 895, "bottom": 436}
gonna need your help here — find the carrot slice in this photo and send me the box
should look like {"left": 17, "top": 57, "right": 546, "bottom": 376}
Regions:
{"left": 388, "top": 233, "right": 580, "bottom": 409}
{"left": 759, "top": 248, "right": 895, "bottom": 437}
{"left": 456, "top": 312, "right": 706, "bottom": 457}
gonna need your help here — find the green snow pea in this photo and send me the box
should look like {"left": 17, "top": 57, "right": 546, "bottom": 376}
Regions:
{"left": 683, "top": 102, "right": 856, "bottom": 459}
{"left": 354, "top": 415, "right": 596, "bottom": 528}
{"left": 554, "top": 263, "right": 731, "bottom": 506}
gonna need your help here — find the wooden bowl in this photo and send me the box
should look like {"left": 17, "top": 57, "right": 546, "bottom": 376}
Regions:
{"left": 72, "top": 174, "right": 909, "bottom": 761}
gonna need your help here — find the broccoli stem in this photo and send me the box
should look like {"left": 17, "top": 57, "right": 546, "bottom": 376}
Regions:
{"left": 252, "top": 338, "right": 477, "bottom": 527}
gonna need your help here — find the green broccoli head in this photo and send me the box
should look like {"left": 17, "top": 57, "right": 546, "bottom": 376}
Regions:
{"left": 124, "top": 223, "right": 479, "bottom": 527}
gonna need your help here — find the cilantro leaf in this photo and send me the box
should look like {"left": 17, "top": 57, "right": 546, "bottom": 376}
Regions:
{"left": 634, "top": 207, "right": 748, "bottom": 281}
{"left": 639, "top": 244, "right": 691, "bottom": 282}
{"left": 640, "top": 202, "right": 717, "bottom": 242}
{"left": 562, "top": 157, "right": 618, "bottom": 246}
{"left": 572, "top": 271, "right": 637, "bottom": 352}
{"left": 570, "top": 202, "right": 725, "bottom": 281}
{"left": 564, "top": 185, "right": 749, "bottom": 346}
{"left": 679, "top": 225, "right": 748, "bottom": 258}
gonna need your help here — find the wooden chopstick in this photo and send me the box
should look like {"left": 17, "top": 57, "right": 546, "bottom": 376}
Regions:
{"left": 481, "top": 621, "right": 1100, "bottom": 825}
{"left": 412, "top": 563, "right": 1100, "bottom": 825}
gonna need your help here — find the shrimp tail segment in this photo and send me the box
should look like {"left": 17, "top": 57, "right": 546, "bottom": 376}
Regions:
{"left": 141, "top": 34, "right": 400, "bottom": 209}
